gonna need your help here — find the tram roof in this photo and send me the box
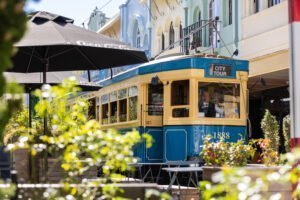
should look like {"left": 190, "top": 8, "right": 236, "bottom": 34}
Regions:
{"left": 98, "top": 55, "right": 249, "bottom": 87}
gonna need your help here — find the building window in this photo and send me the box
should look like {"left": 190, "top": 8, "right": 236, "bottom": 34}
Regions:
{"left": 229, "top": 0, "right": 232, "bottom": 25}
{"left": 254, "top": 0, "right": 259, "bottom": 13}
{"left": 179, "top": 22, "right": 183, "bottom": 45}
{"left": 169, "top": 22, "right": 175, "bottom": 49}
{"left": 198, "top": 82, "right": 240, "bottom": 118}
{"left": 88, "top": 98, "right": 96, "bottom": 120}
{"left": 161, "top": 33, "right": 165, "bottom": 51}
{"left": 136, "top": 27, "right": 141, "bottom": 48}
{"left": 171, "top": 80, "right": 190, "bottom": 118}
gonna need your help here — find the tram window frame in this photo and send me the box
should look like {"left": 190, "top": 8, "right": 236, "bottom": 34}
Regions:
{"left": 198, "top": 82, "right": 240, "bottom": 119}
{"left": 88, "top": 97, "right": 96, "bottom": 120}
{"left": 171, "top": 80, "right": 190, "bottom": 118}
{"left": 129, "top": 86, "right": 138, "bottom": 121}
{"left": 118, "top": 88, "right": 128, "bottom": 122}
{"left": 96, "top": 97, "right": 100, "bottom": 121}
{"left": 101, "top": 94, "right": 109, "bottom": 124}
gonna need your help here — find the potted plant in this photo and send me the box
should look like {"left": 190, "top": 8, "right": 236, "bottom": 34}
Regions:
{"left": 201, "top": 135, "right": 255, "bottom": 181}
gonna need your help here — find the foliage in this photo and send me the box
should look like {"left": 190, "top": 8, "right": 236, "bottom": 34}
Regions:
{"left": 3, "top": 105, "right": 43, "bottom": 145}
{"left": 261, "top": 109, "right": 280, "bottom": 153}
{"left": 0, "top": 0, "right": 27, "bottom": 144}
{"left": 0, "top": 180, "right": 16, "bottom": 200}
{"left": 8, "top": 78, "right": 153, "bottom": 199}
{"left": 250, "top": 139, "right": 280, "bottom": 166}
{"left": 200, "top": 148, "right": 300, "bottom": 200}
{"left": 283, "top": 115, "right": 291, "bottom": 152}
{"left": 201, "top": 135, "right": 255, "bottom": 167}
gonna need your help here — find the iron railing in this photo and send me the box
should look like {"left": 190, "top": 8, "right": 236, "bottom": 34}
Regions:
{"left": 182, "top": 19, "right": 221, "bottom": 54}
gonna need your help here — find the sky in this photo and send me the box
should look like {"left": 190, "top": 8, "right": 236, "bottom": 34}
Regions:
{"left": 25, "top": 0, "right": 127, "bottom": 26}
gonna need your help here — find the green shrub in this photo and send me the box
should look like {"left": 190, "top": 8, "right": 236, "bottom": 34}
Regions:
{"left": 283, "top": 115, "right": 291, "bottom": 152}
{"left": 261, "top": 109, "right": 280, "bottom": 152}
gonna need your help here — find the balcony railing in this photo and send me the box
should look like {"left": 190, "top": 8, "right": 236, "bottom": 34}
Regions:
{"left": 153, "top": 18, "right": 221, "bottom": 59}
{"left": 182, "top": 20, "right": 221, "bottom": 54}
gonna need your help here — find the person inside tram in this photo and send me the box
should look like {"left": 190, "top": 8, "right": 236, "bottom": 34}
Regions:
{"left": 214, "top": 90, "right": 225, "bottom": 118}
{"left": 198, "top": 90, "right": 216, "bottom": 117}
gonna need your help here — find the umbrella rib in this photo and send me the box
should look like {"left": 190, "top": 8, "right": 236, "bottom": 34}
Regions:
{"left": 48, "top": 46, "right": 77, "bottom": 59}
{"left": 75, "top": 47, "right": 99, "bottom": 70}
{"left": 26, "top": 47, "right": 35, "bottom": 73}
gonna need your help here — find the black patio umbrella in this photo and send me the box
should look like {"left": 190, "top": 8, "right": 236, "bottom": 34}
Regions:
{"left": 9, "top": 11, "right": 148, "bottom": 83}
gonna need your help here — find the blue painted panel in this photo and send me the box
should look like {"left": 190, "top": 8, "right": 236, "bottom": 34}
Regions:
{"left": 164, "top": 128, "right": 188, "bottom": 161}
{"left": 118, "top": 127, "right": 164, "bottom": 163}
{"left": 163, "top": 125, "right": 247, "bottom": 161}
{"left": 145, "top": 128, "right": 164, "bottom": 162}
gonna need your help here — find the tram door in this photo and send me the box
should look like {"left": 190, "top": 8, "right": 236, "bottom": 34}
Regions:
{"left": 144, "top": 84, "right": 164, "bottom": 161}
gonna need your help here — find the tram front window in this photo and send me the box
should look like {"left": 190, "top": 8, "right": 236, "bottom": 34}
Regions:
{"left": 171, "top": 80, "right": 189, "bottom": 117}
{"left": 148, "top": 84, "right": 163, "bottom": 116}
{"left": 198, "top": 82, "right": 240, "bottom": 118}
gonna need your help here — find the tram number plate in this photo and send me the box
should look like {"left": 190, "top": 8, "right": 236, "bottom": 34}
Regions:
{"left": 209, "top": 64, "right": 232, "bottom": 77}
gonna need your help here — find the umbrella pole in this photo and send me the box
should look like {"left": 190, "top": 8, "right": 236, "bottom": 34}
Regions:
{"left": 43, "top": 62, "right": 48, "bottom": 182}
{"left": 88, "top": 70, "right": 91, "bottom": 82}
{"left": 29, "top": 90, "right": 32, "bottom": 130}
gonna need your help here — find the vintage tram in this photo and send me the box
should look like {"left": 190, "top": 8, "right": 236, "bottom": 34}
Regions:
{"left": 74, "top": 55, "right": 249, "bottom": 163}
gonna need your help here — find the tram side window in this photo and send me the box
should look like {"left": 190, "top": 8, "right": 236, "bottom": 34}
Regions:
{"left": 101, "top": 94, "right": 109, "bottom": 124}
{"left": 129, "top": 86, "right": 138, "bottom": 121}
{"left": 88, "top": 98, "right": 96, "bottom": 120}
{"left": 110, "top": 92, "right": 118, "bottom": 123}
{"left": 171, "top": 80, "right": 189, "bottom": 117}
{"left": 198, "top": 82, "right": 240, "bottom": 118}
{"left": 118, "top": 88, "right": 127, "bottom": 122}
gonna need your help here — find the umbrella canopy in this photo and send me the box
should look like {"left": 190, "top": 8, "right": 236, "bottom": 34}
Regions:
{"left": 9, "top": 11, "right": 148, "bottom": 74}
{"left": 4, "top": 72, "right": 102, "bottom": 92}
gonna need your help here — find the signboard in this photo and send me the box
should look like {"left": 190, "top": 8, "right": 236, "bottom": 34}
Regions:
{"left": 209, "top": 64, "right": 232, "bottom": 77}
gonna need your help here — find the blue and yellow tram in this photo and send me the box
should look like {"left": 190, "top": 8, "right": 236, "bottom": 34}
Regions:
{"left": 79, "top": 55, "right": 249, "bottom": 162}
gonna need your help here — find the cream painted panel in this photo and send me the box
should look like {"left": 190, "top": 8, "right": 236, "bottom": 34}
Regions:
{"left": 239, "top": 25, "right": 289, "bottom": 60}
{"left": 248, "top": 50, "right": 289, "bottom": 77}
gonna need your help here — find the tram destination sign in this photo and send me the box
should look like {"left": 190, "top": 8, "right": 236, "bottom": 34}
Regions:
{"left": 209, "top": 64, "right": 232, "bottom": 77}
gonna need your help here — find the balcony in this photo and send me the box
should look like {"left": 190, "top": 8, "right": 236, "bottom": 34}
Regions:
{"left": 181, "top": 20, "right": 221, "bottom": 54}
{"left": 155, "top": 19, "right": 221, "bottom": 59}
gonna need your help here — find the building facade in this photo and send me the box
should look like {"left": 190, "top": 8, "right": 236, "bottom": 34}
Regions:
{"left": 87, "top": 7, "right": 110, "bottom": 32}
{"left": 120, "top": 0, "right": 152, "bottom": 57}
{"left": 239, "top": 0, "right": 289, "bottom": 141}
